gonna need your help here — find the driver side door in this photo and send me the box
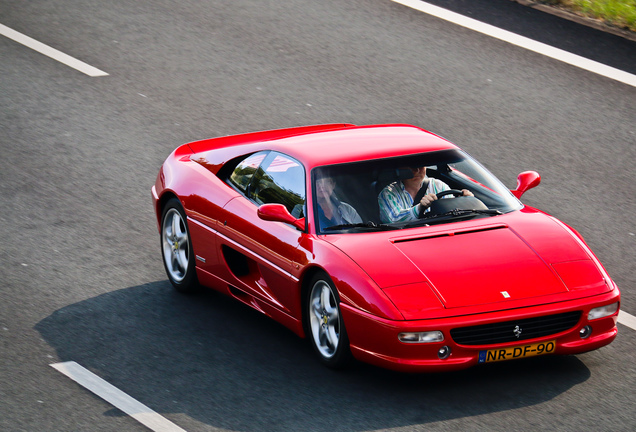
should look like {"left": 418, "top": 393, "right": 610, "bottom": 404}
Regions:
{"left": 214, "top": 151, "right": 307, "bottom": 318}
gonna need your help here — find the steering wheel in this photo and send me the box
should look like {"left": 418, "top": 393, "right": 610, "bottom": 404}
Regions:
{"left": 435, "top": 189, "right": 463, "bottom": 199}
{"left": 418, "top": 189, "right": 465, "bottom": 218}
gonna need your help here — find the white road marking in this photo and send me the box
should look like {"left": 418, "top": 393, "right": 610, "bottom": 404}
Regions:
{"left": 0, "top": 23, "right": 108, "bottom": 77}
{"left": 51, "top": 362, "right": 186, "bottom": 432}
{"left": 391, "top": 0, "right": 636, "bottom": 88}
{"left": 619, "top": 311, "right": 636, "bottom": 331}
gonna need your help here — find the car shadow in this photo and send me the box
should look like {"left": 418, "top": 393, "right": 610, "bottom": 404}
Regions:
{"left": 36, "top": 281, "right": 591, "bottom": 431}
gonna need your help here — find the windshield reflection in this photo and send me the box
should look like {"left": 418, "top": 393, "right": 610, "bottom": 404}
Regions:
{"left": 312, "top": 150, "right": 521, "bottom": 233}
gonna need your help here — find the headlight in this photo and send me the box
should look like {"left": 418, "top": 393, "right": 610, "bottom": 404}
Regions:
{"left": 398, "top": 331, "right": 444, "bottom": 343}
{"left": 588, "top": 302, "right": 619, "bottom": 320}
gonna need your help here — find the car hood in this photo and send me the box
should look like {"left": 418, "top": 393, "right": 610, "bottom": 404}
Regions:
{"left": 326, "top": 211, "right": 610, "bottom": 319}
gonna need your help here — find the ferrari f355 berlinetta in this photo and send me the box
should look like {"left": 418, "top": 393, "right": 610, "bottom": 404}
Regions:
{"left": 151, "top": 124, "right": 619, "bottom": 372}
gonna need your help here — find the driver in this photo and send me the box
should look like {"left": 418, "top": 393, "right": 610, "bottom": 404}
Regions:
{"left": 378, "top": 166, "right": 473, "bottom": 223}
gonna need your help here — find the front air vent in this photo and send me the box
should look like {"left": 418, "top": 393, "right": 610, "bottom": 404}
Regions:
{"left": 392, "top": 224, "right": 507, "bottom": 244}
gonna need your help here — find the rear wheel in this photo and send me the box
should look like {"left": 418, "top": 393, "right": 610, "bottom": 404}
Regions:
{"left": 161, "top": 198, "right": 199, "bottom": 293}
{"left": 306, "top": 272, "right": 352, "bottom": 368}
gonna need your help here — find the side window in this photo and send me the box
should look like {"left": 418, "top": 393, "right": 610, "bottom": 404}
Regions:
{"left": 228, "top": 151, "right": 269, "bottom": 194}
{"left": 250, "top": 152, "right": 306, "bottom": 217}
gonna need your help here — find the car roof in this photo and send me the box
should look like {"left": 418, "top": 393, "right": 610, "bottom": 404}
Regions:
{"left": 188, "top": 124, "right": 458, "bottom": 172}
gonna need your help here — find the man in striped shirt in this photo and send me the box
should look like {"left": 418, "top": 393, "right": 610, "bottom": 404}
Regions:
{"left": 378, "top": 166, "right": 472, "bottom": 223}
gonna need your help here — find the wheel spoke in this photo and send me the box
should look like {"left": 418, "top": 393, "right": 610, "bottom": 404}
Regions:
{"left": 318, "top": 325, "right": 329, "bottom": 348}
{"left": 163, "top": 245, "right": 172, "bottom": 270}
{"left": 175, "top": 219, "right": 187, "bottom": 244}
{"left": 171, "top": 214, "right": 181, "bottom": 240}
{"left": 327, "top": 308, "right": 339, "bottom": 327}
{"left": 311, "top": 297, "right": 323, "bottom": 320}
{"left": 176, "top": 248, "right": 188, "bottom": 272}
{"left": 171, "top": 250, "right": 180, "bottom": 273}
{"left": 321, "top": 285, "right": 335, "bottom": 314}
{"left": 165, "top": 214, "right": 175, "bottom": 240}
{"left": 326, "top": 326, "right": 338, "bottom": 350}
{"left": 176, "top": 232, "right": 188, "bottom": 245}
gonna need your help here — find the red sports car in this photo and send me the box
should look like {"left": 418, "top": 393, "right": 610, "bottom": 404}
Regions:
{"left": 151, "top": 124, "right": 620, "bottom": 372}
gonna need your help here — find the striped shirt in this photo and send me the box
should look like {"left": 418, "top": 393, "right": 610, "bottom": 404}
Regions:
{"left": 378, "top": 178, "right": 450, "bottom": 223}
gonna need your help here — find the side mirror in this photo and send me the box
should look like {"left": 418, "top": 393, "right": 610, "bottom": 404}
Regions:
{"left": 511, "top": 171, "right": 541, "bottom": 199}
{"left": 257, "top": 203, "right": 305, "bottom": 231}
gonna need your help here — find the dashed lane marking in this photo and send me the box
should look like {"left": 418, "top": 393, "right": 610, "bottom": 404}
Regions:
{"left": 51, "top": 362, "right": 186, "bottom": 432}
{"left": 619, "top": 311, "right": 636, "bottom": 331}
{"left": 391, "top": 0, "right": 636, "bottom": 88}
{"left": 0, "top": 23, "right": 108, "bottom": 77}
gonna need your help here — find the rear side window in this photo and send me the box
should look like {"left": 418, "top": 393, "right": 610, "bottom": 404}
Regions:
{"left": 228, "top": 151, "right": 268, "bottom": 193}
{"left": 250, "top": 153, "right": 306, "bottom": 217}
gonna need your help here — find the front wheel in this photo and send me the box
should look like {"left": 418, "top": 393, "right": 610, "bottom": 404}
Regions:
{"left": 161, "top": 198, "right": 199, "bottom": 293}
{"left": 306, "top": 273, "right": 352, "bottom": 368}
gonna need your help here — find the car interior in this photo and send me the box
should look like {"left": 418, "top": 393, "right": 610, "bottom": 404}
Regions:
{"left": 313, "top": 150, "right": 518, "bottom": 230}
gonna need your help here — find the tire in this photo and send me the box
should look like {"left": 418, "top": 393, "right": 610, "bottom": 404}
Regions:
{"left": 306, "top": 272, "right": 352, "bottom": 368}
{"left": 160, "top": 198, "right": 199, "bottom": 293}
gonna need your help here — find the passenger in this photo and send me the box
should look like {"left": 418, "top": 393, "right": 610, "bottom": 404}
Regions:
{"left": 378, "top": 166, "right": 473, "bottom": 223}
{"left": 316, "top": 174, "right": 362, "bottom": 230}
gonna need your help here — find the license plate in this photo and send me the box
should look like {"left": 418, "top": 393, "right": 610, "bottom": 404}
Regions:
{"left": 478, "top": 340, "right": 556, "bottom": 363}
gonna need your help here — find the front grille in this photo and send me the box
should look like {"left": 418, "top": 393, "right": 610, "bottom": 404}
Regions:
{"left": 450, "top": 311, "right": 581, "bottom": 346}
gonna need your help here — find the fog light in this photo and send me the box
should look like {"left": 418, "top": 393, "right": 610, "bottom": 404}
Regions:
{"left": 588, "top": 302, "right": 619, "bottom": 321}
{"left": 398, "top": 331, "right": 444, "bottom": 343}
{"left": 579, "top": 325, "right": 592, "bottom": 339}
{"left": 438, "top": 346, "right": 452, "bottom": 359}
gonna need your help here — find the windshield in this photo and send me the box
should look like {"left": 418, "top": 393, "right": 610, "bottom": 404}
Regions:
{"left": 312, "top": 149, "right": 521, "bottom": 233}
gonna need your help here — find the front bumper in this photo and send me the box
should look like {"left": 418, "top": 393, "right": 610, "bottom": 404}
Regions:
{"left": 341, "top": 288, "right": 620, "bottom": 372}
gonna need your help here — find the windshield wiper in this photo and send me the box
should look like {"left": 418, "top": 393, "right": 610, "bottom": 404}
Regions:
{"left": 323, "top": 221, "right": 400, "bottom": 232}
{"left": 405, "top": 209, "right": 502, "bottom": 227}
{"left": 428, "top": 209, "right": 503, "bottom": 218}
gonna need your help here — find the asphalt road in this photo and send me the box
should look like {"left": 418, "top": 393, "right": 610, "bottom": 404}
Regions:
{"left": 1, "top": 0, "right": 634, "bottom": 431}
